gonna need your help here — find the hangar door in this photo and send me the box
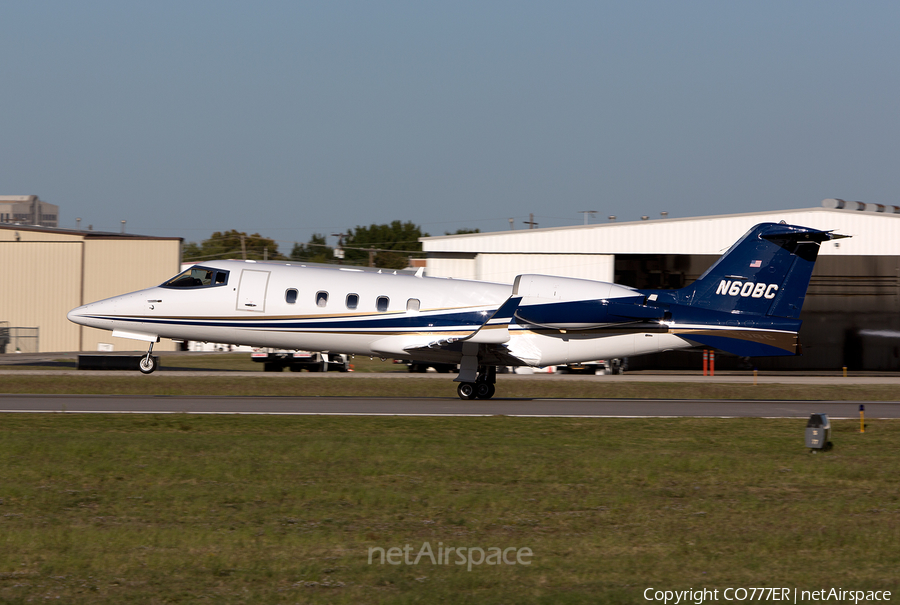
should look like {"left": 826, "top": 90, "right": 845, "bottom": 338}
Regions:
{"left": 0, "top": 241, "right": 83, "bottom": 352}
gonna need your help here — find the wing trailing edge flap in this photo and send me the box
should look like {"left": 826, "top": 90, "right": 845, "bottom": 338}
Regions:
{"left": 369, "top": 295, "right": 523, "bottom": 359}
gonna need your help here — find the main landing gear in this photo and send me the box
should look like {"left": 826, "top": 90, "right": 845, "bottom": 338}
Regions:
{"left": 456, "top": 365, "right": 497, "bottom": 400}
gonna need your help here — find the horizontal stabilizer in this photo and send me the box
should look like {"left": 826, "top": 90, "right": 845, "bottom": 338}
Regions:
{"left": 676, "top": 329, "right": 800, "bottom": 357}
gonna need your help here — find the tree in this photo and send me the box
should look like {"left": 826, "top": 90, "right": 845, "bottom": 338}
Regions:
{"left": 182, "top": 230, "right": 285, "bottom": 262}
{"left": 182, "top": 241, "right": 203, "bottom": 260}
{"left": 290, "top": 234, "right": 334, "bottom": 264}
{"left": 445, "top": 228, "right": 481, "bottom": 235}
{"left": 342, "top": 221, "right": 429, "bottom": 270}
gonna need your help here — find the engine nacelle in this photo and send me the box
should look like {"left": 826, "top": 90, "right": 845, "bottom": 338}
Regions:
{"left": 512, "top": 274, "right": 635, "bottom": 301}
{"left": 512, "top": 274, "right": 664, "bottom": 330}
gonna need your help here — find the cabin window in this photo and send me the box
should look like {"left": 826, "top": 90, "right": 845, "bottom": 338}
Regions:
{"left": 376, "top": 296, "right": 389, "bottom": 312}
{"left": 407, "top": 298, "right": 420, "bottom": 312}
{"left": 316, "top": 291, "right": 329, "bottom": 307}
{"left": 161, "top": 267, "right": 229, "bottom": 289}
{"left": 285, "top": 289, "right": 298, "bottom": 304}
{"left": 346, "top": 293, "right": 359, "bottom": 309}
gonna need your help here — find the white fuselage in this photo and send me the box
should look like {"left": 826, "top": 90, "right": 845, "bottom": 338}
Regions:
{"left": 67, "top": 260, "right": 692, "bottom": 367}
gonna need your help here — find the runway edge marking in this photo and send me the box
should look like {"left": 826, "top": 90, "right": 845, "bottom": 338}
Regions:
{"left": 0, "top": 410, "right": 875, "bottom": 419}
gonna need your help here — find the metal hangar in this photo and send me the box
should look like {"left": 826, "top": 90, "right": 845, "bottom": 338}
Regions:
{"left": 421, "top": 200, "right": 900, "bottom": 371}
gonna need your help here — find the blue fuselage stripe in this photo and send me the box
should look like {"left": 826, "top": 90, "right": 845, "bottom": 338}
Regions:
{"left": 81, "top": 309, "right": 491, "bottom": 332}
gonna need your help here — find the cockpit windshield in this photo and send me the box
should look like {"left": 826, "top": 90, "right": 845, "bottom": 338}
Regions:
{"left": 161, "top": 266, "right": 229, "bottom": 289}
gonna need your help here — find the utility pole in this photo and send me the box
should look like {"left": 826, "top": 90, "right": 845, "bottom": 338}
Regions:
{"left": 240, "top": 234, "right": 247, "bottom": 260}
{"left": 579, "top": 210, "right": 597, "bottom": 225}
{"left": 524, "top": 213, "right": 538, "bottom": 229}
{"left": 331, "top": 232, "right": 347, "bottom": 263}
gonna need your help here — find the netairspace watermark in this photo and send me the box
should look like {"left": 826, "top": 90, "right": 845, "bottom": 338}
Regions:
{"left": 643, "top": 587, "right": 893, "bottom": 605}
{"left": 368, "top": 542, "right": 532, "bottom": 572}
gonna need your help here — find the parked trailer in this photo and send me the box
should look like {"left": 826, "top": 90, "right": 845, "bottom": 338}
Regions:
{"left": 556, "top": 358, "right": 625, "bottom": 375}
{"left": 0, "top": 321, "right": 8, "bottom": 354}
{"left": 251, "top": 349, "right": 350, "bottom": 372}
{"left": 393, "top": 359, "right": 457, "bottom": 373}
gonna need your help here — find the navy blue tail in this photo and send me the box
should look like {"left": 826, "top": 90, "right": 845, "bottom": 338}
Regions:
{"left": 639, "top": 223, "right": 837, "bottom": 357}
{"left": 681, "top": 223, "right": 832, "bottom": 319}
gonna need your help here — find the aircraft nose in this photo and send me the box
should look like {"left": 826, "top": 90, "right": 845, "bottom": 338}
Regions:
{"left": 67, "top": 296, "right": 122, "bottom": 329}
{"left": 67, "top": 292, "right": 151, "bottom": 330}
{"left": 67, "top": 303, "right": 94, "bottom": 326}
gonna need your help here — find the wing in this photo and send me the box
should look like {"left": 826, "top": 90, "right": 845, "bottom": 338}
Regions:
{"left": 369, "top": 295, "right": 525, "bottom": 364}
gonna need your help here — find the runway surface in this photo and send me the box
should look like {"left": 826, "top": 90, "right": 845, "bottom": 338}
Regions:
{"left": 1, "top": 394, "right": 897, "bottom": 418}
{"left": 4, "top": 368, "right": 900, "bottom": 385}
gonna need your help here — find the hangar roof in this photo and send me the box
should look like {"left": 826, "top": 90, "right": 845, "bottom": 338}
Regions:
{"left": 421, "top": 202, "right": 900, "bottom": 257}
{"left": 0, "top": 223, "right": 181, "bottom": 242}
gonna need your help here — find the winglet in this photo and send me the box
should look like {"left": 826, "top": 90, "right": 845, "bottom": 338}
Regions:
{"left": 459, "top": 295, "right": 522, "bottom": 344}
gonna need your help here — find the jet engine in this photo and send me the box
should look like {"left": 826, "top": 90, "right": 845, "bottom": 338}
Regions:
{"left": 512, "top": 274, "right": 665, "bottom": 330}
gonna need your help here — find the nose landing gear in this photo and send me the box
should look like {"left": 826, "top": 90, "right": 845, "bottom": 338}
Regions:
{"left": 139, "top": 342, "right": 158, "bottom": 374}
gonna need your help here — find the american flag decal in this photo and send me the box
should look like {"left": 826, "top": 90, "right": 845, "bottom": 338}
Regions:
{"left": 750, "top": 260, "right": 762, "bottom": 268}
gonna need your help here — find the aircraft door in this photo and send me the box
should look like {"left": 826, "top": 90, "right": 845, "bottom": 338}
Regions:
{"left": 237, "top": 269, "right": 270, "bottom": 312}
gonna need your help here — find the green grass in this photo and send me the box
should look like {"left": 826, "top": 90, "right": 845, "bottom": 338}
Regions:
{"left": 0, "top": 414, "right": 897, "bottom": 603}
{"left": 1, "top": 373, "right": 900, "bottom": 401}
{"left": 160, "top": 353, "right": 408, "bottom": 373}
{"left": 0, "top": 353, "right": 409, "bottom": 373}
{"left": 4, "top": 353, "right": 899, "bottom": 400}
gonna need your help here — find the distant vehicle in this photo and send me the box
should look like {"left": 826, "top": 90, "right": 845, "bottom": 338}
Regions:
{"left": 251, "top": 348, "right": 350, "bottom": 373}
{"left": 0, "top": 321, "right": 8, "bottom": 354}
{"left": 187, "top": 341, "right": 255, "bottom": 353}
{"left": 557, "top": 358, "right": 624, "bottom": 375}
{"left": 394, "top": 359, "right": 457, "bottom": 373}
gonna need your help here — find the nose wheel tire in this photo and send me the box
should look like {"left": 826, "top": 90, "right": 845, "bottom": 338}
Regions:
{"left": 139, "top": 355, "right": 157, "bottom": 374}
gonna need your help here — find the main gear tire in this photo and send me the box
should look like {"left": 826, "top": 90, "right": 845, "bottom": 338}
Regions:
{"left": 457, "top": 382, "right": 477, "bottom": 400}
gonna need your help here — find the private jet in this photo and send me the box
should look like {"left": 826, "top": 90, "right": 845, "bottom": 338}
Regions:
{"left": 68, "top": 222, "right": 840, "bottom": 399}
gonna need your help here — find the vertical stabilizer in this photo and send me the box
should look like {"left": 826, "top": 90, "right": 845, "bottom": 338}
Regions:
{"left": 683, "top": 223, "right": 833, "bottom": 319}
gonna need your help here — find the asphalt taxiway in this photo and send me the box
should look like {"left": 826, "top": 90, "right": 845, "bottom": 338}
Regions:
{"left": 2, "top": 353, "right": 898, "bottom": 418}
{"left": 1, "top": 394, "right": 897, "bottom": 418}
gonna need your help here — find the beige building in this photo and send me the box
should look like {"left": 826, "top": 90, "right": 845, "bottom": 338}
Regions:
{"left": 0, "top": 224, "right": 182, "bottom": 353}
{"left": 0, "top": 195, "right": 59, "bottom": 228}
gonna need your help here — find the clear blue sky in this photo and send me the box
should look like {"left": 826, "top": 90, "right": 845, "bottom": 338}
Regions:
{"left": 3, "top": 1, "right": 898, "bottom": 252}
